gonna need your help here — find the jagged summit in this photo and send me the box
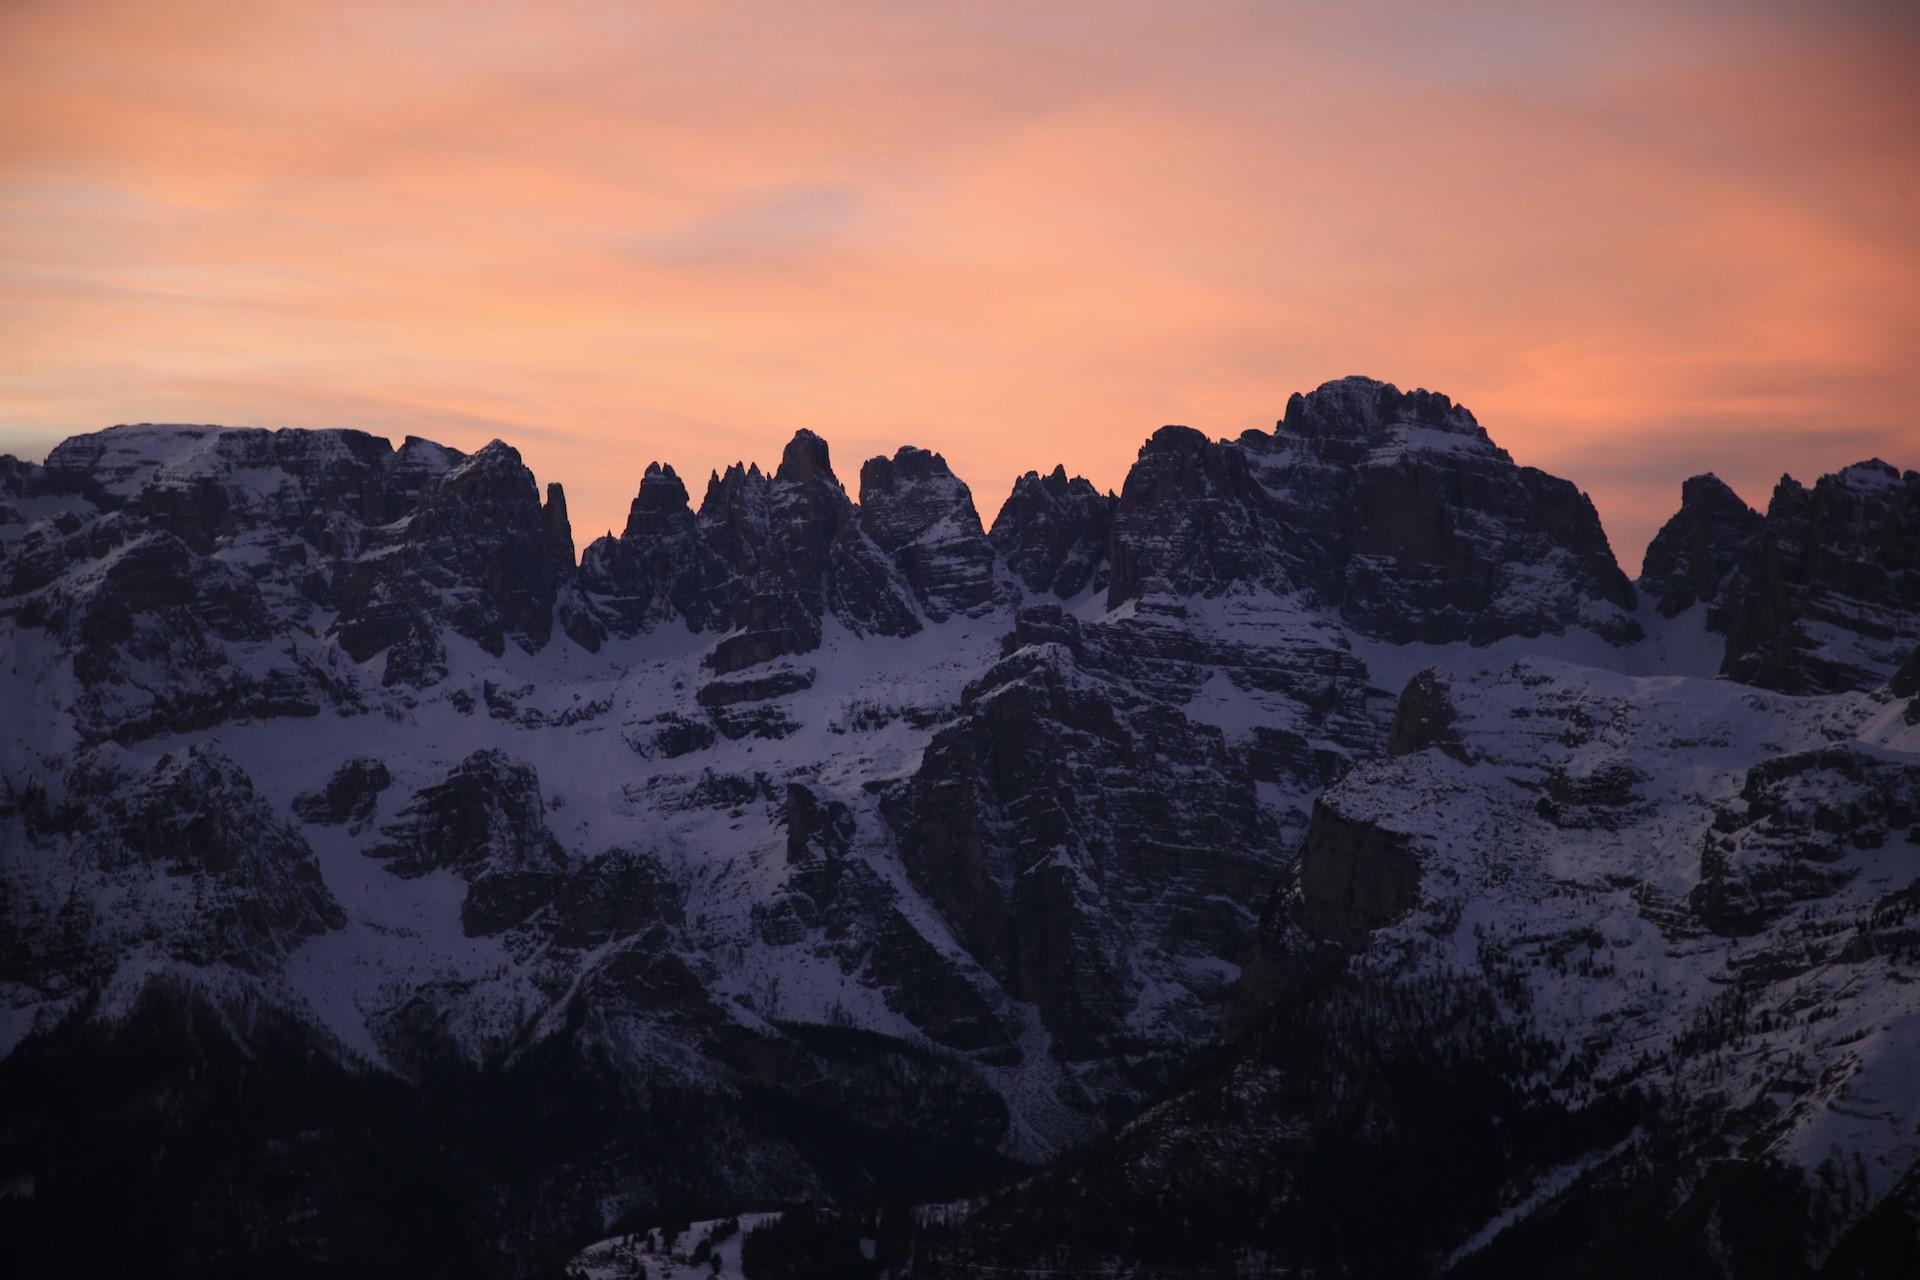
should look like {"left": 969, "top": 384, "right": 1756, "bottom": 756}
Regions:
{"left": 858, "top": 446, "right": 996, "bottom": 620}
{"left": 990, "top": 464, "right": 1113, "bottom": 599}
{"left": 775, "top": 426, "right": 837, "bottom": 487}
{"left": 1279, "top": 375, "right": 1502, "bottom": 457}
{"left": 1630, "top": 458, "right": 1920, "bottom": 691}
{"left": 12, "top": 389, "right": 1914, "bottom": 691}
{"left": 1107, "top": 378, "right": 1635, "bottom": 642}
{"left": 621, "top": 462, "right": 694, "bottom": 539}
{"left": 463, "top": 437, "right": 520, "bottom": 461}
{"left": 1638, "top": 472, "right": 1761, "bottom": 620}
{"left": 1681, "top": 470, "right": 1741, "bottom": 497}
{"left": 1834, "top": 457, "right": 1905, "bottom": 489}
{"left": 1719, "top": 458, "right": 1920, "bottom": 692}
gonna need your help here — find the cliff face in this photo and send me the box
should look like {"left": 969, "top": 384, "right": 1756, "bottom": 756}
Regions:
{"left": 1634, "top": 460, "right": 1920, "bottom": 694}
{"left": 881, "top": 605, "right": 1290, "bottom": 1082}
{"left": 989, "top": 465, "right": 1112, "bottom": 599}
{"left": 1719, "top": 462, "right": 1920, "bottom": 693}
{"left": 858, "top": 446, "right": 998, "bottom": 621}
{"left": 1638, "top": 472, "right": 1763, "bottom": 620}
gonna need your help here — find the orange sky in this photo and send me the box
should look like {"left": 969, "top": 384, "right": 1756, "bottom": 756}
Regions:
{"left": 2, "top": 1, "right": 1916, "bottom": 572}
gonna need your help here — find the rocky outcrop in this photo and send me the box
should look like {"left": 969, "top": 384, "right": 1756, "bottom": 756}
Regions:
{"left": 1, "top": 747, "right": 344, "bottom": 987}
{"left": 702, "top": 430, "right": 920, "bottom": 671}
{"left": 1637, "top": 473, "right": 1762, "bottom": 619}
{"left": 1289, "top": 801, "right": 1422, "bottom": 948}
{"left": 542, "top": 482, "right": 575, "bottom": 578}
{"left": 882, "top": 607, "right": 1287, "bottom": 1076}
{"left": 576, "top": 462, "right": 721, "bottom": 634}
{"left": 335, "top": 440, "right": 571, "bottom": 672}
{"left": 1385, "top": 668, "right": 1467, "bottom": 762}
{"left": 989, "top": 466, "right": 1114, "bottom": 599}
{"left": 1691, "top": 746, "right": 1919, "bottom": 936}
{"left": 292, "top": 757, "right": 393, "bottom": 828}
{"left": 1106, "top": 424, "right": 1272, "bottom": 608}
{"left": 695, "top": 667, "right": 815, "bottom": 708}
{"left": 582, "top": 431, "right": 923, "bottom": 672}
{"left": 369, "top": 749, "right": 564, "bottom": 879}
{"left": 368, "top": 750, "right": 569, "bottom": 934}
{"left": 859, "top": 446, "right": 997, "bottom": 620}
{"left": 1717, "top": 461, "right": 1920, "bottom": 693}
{"left": 1106, "top": 377, "right": 1638, "bottom": 644}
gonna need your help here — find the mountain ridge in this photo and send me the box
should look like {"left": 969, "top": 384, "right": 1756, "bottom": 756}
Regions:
{"left": 2, "top": 375, "right": 1916, "bottom": 1276}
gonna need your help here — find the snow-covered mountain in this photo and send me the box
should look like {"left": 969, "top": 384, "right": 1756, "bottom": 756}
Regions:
{"left": 1, "top": 376, "right": 1914, "bottom": 1275}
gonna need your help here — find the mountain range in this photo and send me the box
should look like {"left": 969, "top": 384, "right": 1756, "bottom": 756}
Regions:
{"left": 1, "top": 375, "right": 1916, "bottom": 1276}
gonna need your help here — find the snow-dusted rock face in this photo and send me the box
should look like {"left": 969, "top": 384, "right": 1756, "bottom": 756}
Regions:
{"left": 1108, "top": 377, "right": 1641, "bottom": 644}
{"left": 940, "top": 660, "right": 1920, "bottom": 1275}
{"left": 858, "top": 446, "right": 998, "bottom": 620}
{"left": 1718, "top": 461, "right": 1920, "bottom": 694}
{"left": 1638, "top": 472, "right": 1765, "bottom": 619}
{"left": 989, "top": 465, "right": 1113, "bottom": 599}
{"left": 1262, "top": 660, "right": 1920, "bottom": 1269}
{"left": 575, "top": 462, "right": 716, "bottom": 638}
{"left": 335, "top": 439, "right": 575, "bottom": 675}
{"left": 882, "top": 604, "right": 1292, "bottom": 1082}
{"left": 2, "top": 744, "right": 345, "bottom": 986}
{"left": 1633, "top": 460, "right": 1920, "bottom": 695}
{"left": 577, "top": 430, "right": 923, "bottom": 672}
{"left": 5, "top": 424, "right": 478, "bottom": 738}
{"left": 3, "top": 386, "right": 1916, "bottom": 1274}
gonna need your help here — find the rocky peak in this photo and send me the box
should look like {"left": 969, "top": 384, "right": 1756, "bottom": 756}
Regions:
{"left": 1834, "top": 458, "right": 1904, "bottom": 491}
{"left": 436, "top": 438, "right": 527, "bottom": 488}
{"left": 328, "top": 437, "right": 571, "bottom": 676}
{"left": 989, "top": 465, "right": 1113, "bottom": 599}
{"left": 396, "top": 439, "right": 564, "bottom": 652}
{"left": 1105, "top": 379, "right": 1637, "bottom": 643}
{"left": 1638, "top": 473, "right": 1762, "bottom": 619}
{"left": 1106, "top": 426, "right": 1269, "bottom": 607}
{"left": 1279, "top": 375, "right": 1499, "bottom": 457}
{"left": 1718, "top": 460, "right": 1920, "bottom": 693}
{"left": 698, "top": 461, "right": 774, "bottom": 569}
{"left": 543, "top": 482, "right": 575, "bottom": 576}
{"left": 858, "top": 446, "right": 997, "bottom": 620}
{"left": 776, "top": 428, "right": 836, "bottom": 488}
{"left": 859, "top": 444, "right": 958, "bottom": 496}
{"left": 391, "top": 434, "right": 461, "bottom": 478}
{"left": 766, "top": 429, "right": 855, "bottom": 593}
{"left": 622, "top": 462, "right": 695, "bottom": 540}
{"left": 577, "top": 462, "right": 720, "bottom": 637}
{"left": 381, "top": 435, "right": 463, "bottom": 515}
{"left": 580, "top": 431, "right": 922, "bottom": 671}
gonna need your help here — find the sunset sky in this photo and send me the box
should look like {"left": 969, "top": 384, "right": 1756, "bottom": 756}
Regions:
{"left": 2, "top": 1, "right": 1916, "bottom": 570}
